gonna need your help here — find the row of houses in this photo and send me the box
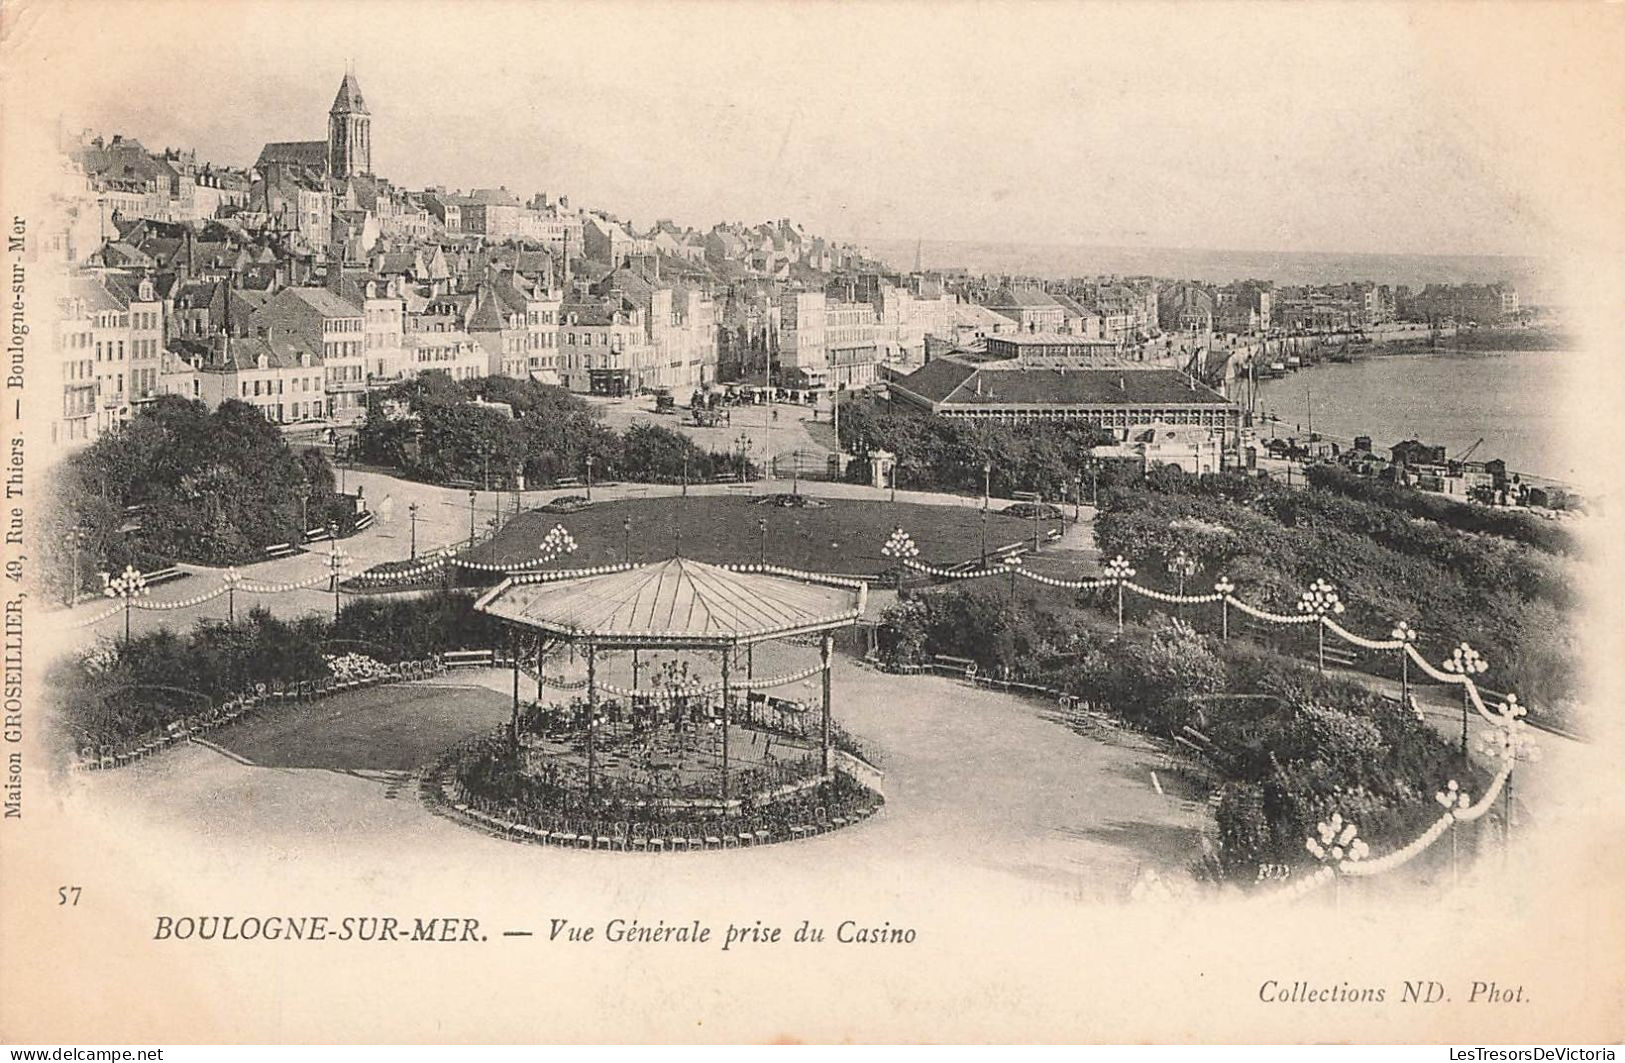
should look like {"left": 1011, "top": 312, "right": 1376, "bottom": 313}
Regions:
{"left": 45, "top": 244, "right": 724, "bottom": 451}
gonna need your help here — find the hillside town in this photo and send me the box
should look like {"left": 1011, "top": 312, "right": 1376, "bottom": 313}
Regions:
{"left": 36, "top": 70, "right": 1553, "bottom": 510}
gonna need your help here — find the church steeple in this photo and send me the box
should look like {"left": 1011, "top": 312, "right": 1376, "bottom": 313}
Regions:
{"left": 327, "top": 66, "right": 371, "bottom": 179}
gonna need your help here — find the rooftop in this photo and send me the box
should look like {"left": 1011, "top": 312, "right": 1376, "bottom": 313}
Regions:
{"left": 473, "top": 557, "right": 865, "bottom": 647}
{"left": 893, "top": 359, "right": 1236, "bottom": 408}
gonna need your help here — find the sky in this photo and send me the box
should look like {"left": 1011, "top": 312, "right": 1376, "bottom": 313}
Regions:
{"left": 6, "top": 0, "right": 1623, "bottom": 260}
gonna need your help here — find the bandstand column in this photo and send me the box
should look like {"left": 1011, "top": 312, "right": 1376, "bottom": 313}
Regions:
{"left": 720, "top": 647, "right": 731, "bottom": 799}
{"left": 535, "top": 638, "right": 544, "bottom": 701}
{"left": 821, "top": 632, "right": 833, "bottom": 778}
{"left": 586, "top": 643, "right": 597, "bottom": 800}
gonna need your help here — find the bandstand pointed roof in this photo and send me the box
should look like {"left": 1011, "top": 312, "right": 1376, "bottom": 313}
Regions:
{"left": 472, "top": 558, "right": 867, "bottom": 648}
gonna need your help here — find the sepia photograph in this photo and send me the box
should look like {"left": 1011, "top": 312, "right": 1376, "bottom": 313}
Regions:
{"left": 1, "top": 0, "right": 1623, "bottom": 1047}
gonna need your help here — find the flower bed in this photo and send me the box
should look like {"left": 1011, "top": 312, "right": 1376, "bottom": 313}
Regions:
{"left": 431, "top": 736, "right": 883, "bottom": 850}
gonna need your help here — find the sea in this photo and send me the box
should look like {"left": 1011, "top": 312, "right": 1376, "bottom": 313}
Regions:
{"left": 862, "top": 238, "right": 1569, "bottom": 482}
{"left": 863, "top": 238, "right": 1555, "bottom": 300}
{"left": 1253, "top": 349, "right": 1574, "bottom": 484}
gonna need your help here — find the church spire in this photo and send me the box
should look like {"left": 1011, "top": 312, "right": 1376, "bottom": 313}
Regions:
{"left": 328, "top": 67, "right": 371, "bottom": 178}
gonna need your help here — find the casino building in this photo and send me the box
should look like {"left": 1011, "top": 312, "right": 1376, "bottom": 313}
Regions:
{"left": 888, "top": 356, "right": 1241, "bottom": 437}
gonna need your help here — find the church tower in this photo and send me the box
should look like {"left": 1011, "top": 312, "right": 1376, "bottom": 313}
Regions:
{"left": 327, "top": 68, "right": 371, "bottom": 179}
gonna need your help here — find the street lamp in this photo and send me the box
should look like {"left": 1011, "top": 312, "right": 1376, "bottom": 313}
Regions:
{"left": 1305, "top": 811, "right": 1369, "bottom": 907}
{"left": 585, "top": 454, "right": 595, "bottom": 501}
{"left": 326, "top": 523, "right": 346, "bottom": 622}
{"left": 408, "top": 502, "right": 420, "bottom": 560}
{"left": 1391, "top": 621, "right": 1418, "bottom": 716}
{"left": 1104, "top": 555, "right": 1136, "bottom": 632}
{"left": 980, "top": 459, "right": 992, "bottom": 569}
{"left": 467, "top": 489, "right": 478, "bottom": 546}
{"left": 1296, "top": 578, "right": 1344, "bottom": 672}
{"left": 623, "top": 515, "right": 633, "bottom": 563}
{"left": 880, "top": 526, "right": 920, "bottom": 594}
{"left": 1002, "top": 550, "right": 1023, "bottom": 603}
{"left": 66, "top": 527, "right": 87, "bottom": 606}
{"left": 1443, "top": 641, "right": 1488, "bottom": 760}
{"left": 102, "top": 565, "right": 149, "bottom": 646}
{"left": 222, "top": 566, "right": 242, "bottom": 624}
{"left": 298, "top": 480, "right": 311, "bottom": 541}
{"left": 1213, "top": 576, "right": 1235, "bottom": 639}
{"left": 1168, "top": 549, "right": 1197, "bottom": 617}
{"left": 1435, "top": 779, "right": 1472, "bottom": 886}
{"left": 1474, "top": 695, "right": 1541, "bottom": 850}
{"left": 757, "top": 517, "right": 768, "bottom": 565}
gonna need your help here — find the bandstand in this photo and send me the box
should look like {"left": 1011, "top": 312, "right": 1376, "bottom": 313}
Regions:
{"left": 471, "top": 558, "right": 870, "bottom": 828}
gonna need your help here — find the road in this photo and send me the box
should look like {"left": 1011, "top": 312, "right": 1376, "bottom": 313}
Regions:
{"left": 63, "top": 645, "right": 1210, "bottom": 903}
{"left": 50, "top": 461, "right": 1072, "bottom": 642}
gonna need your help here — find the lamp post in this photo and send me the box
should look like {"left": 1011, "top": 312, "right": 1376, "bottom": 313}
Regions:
{"left": 1305, "top": 811, "right": 1369, "bottom": 908}
{"left": 222, "top": 566, "right": 242, "bottom": 624}
{"left": 408, "top": 502, "right": 420, "bottom": 560}
{"left": 980, "top": 459, "right": 992, "bottom": 569}
{"left": 102, "top": 565, "right": 149, "bottom": 646}
{"left": 1168, "top": 549, "right": 1197, "bottom": 617}
{"left": 1435, "top": 779, "right": 1471, "bottom": 886}
{"left": 1475, "top": 695, "right": 1540, "bottom": 851}
{"left": 298, "top": 481, "right": 311, "bottom": 541}
{"left": 1002, "top": 551, "right": 1023, "bottom": 604}
{"left": 881, "top": 526, "right": 919, "bottom": 594}
{"left": 467, "top": 490, "right": 477, "bottom": 546}
{"left": 66, "top": 527, "right": 87, "bottom": 606}
{"left": 1213, "top": 576, "right": 1235, "bottom": 639}
{"left": 326, "top": 524, "right": 346, "bottom": 622}
{"left": 1443, "top": 641, "right": 1488, "bottom": 760}
{"left": 622, "top": 516, "right": 632, "bottom": 563}
{"left": 1105, "top": 555, "right": 1135, "bottom": 633}
{"left": 1391, "top": 621, "right": 1418, "bottom": 716}
{"left": 757, "top": 517, "right": 768, "bottom": 564}
{"left": 540, "top": 523, "right": 578, "bottom": 563}
{"left": 1296, "top": 578, "right": 1344, "bottom": 673}
{"left": 585, "top": 454, "right": 594, "bottom": 501}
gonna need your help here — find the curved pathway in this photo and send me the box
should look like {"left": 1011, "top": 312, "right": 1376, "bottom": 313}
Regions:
{"left": 64, "top": 654, "right": 1207, "bottom": 903}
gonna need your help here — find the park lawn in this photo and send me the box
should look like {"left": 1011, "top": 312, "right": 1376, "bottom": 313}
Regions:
{"left": 215, "top": 681, "right": 512, "bottom": 771}
{"left": 463, "top": 494, "right": 1041, "bottom": 575}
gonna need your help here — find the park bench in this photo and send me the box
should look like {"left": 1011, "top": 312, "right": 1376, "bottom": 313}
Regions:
{"left": 443, "top": 649, "right": 494, "bottom": 667}
{"left": 141, "top": 565, "right": 186, "bottom": 587}
{"left": 263, "top": 542, "right": 297, "bottom": 560}
{"left": 932, "top": 655, "right": 977, "bottom": 679}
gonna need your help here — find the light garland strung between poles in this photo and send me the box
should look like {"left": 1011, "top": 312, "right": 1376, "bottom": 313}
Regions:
{"left": 878, "top": 529, "right": 1549, "bottom": 903}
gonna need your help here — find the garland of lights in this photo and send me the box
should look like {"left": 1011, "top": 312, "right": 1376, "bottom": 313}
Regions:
{"left": 1255, "top": 697, "right": 1533, "bottom": 903}
{"left": 62, "top": 532, "right": 1523, "bottom": 737}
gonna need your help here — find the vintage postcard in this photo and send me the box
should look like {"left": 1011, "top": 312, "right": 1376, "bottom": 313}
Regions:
{"left": 1, "top": 0, "right": 1623, "bottom": 1046}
